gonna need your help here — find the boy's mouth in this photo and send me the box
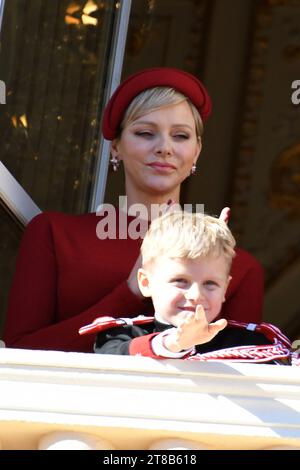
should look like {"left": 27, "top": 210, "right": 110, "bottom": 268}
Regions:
{"left": 178, "top": 306, "right": 196, "bottom": 312}
{"left": 178, "top": 306, "right": 209, "bottom": 314}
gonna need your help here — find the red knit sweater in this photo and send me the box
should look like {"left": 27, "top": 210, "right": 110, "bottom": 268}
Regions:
{"left": 3, "top": 211, "right": 264, "bottom": 352}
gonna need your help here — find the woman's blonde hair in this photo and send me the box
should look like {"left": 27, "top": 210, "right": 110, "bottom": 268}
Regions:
{"left": 141, "top": 211, "right": 236, "bottom": 272}
{"left": 119, "top": 87, "right": 204, "bottom": 138}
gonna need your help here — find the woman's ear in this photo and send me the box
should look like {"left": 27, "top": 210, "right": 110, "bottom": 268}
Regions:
{"left": 110, "top": 139, "right": 120, "bottom": 159}
{"left": 137, "top": 268, "right": 152, "bottom": 297}
{"left": 195, "top": 137, "right": 202, "bottom": 163}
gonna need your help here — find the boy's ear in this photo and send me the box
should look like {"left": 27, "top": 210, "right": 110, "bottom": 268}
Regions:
{"left": 137, "top": 268, "right": 152, "bottom": 297}
{"left": 223, "top": 275, "right": 232, "bottom": 302}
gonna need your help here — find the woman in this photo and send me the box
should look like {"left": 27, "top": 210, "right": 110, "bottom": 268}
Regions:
{"left": 3, "top": 67, "right": 263, "bottom": 352}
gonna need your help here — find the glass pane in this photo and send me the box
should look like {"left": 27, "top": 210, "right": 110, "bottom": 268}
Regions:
{"left": 123, "top": 0, "right": 209, "bottom": 75}
{"left": 105, "top": 0, "right": 210, "bottom": 205}
{"left": 0, "top": 204, "right": 22, "bottom": 336}
{"left": 0, "top": 0, "right": 116, "bottom": 213}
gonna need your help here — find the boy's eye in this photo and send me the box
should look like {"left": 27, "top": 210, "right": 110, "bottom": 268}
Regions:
{"left": 204, "top": 281, "right": 219, "bottom": 290}
{"left": 170, "top": 278, "right": 188, "bottom": 285}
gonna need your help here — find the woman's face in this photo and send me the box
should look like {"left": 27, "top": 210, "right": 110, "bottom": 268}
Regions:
{"left": 111, "top": 101, "right": 201, "bottom": 200}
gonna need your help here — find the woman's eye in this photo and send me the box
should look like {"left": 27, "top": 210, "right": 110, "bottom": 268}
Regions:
{"left": 135, "top": 131, "right": 154, "bottom": 138}
{"left": 173, "top": 134, "right": 189, "bottom": 140}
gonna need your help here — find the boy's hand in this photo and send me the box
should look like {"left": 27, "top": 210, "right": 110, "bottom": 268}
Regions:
{"left": 219, "top": 207, "right": 230, "bottom": 224}
{"left": 164, "top": 305, "right": 227, "bottom": 353}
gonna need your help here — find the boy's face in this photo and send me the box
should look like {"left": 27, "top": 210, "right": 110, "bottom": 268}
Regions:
{"left": 138, "top": 255, "right": 230, "bottom": 327}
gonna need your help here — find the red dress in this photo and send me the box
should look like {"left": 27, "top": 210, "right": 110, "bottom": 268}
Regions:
{"left": 3, "top": 210, "right": 264, "bottom": 352}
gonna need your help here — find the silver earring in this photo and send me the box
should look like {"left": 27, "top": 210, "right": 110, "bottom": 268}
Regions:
{"left": 110, "top": 155, "right": 120, "bottom": 172}
{"left": 190, "top": 163, "right": 197, "bottom": 175}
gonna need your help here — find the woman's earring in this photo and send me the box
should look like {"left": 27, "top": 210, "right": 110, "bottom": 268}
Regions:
{"left": 190, "top": 163, "right": 197, "bottom": 175}
{"left": 110, "top": 155, "right": 120, "bottom": 172}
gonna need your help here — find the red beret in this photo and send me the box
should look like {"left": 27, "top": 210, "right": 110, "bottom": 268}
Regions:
{"left": 102, "top": 67, "right": 212, "bottom": 140}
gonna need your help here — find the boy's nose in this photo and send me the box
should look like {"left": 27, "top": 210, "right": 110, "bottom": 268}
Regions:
{"left": 185, "top": 283, "right": 204, "bottom": 302}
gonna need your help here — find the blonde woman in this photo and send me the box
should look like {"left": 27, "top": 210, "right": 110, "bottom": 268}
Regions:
{"left": 4, "top": 68, "right": 263, "bottom": 352}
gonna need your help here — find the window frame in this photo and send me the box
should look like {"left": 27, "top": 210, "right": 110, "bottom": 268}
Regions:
{"left": 0, "top": 0, "right": 132, "bottom": 225}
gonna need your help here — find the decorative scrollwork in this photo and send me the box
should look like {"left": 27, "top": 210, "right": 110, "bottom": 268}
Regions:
{"left": 269, "top": 142, "right": 300, "bottom": 219}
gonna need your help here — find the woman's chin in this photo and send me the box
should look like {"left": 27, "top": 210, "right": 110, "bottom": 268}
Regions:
{"left": 143, "top": 179, "right": 181, "bottom": 196}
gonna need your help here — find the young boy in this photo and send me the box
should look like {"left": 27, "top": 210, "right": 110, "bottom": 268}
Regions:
{"left": 92, "top": 211, "right": 282, "bottom": 359}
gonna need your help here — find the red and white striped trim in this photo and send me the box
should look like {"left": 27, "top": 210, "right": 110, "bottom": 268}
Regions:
{"left": 186, "top": 343, "right": 291, "bottom": 363}
{"left": 78, "top": 315, "right": 154, "bottom": 336}
{"left": 227, "top": 320, "right": 292, "bottom": 349}
{"left": 78, "top": 315, "right": 298, "bottom": 365}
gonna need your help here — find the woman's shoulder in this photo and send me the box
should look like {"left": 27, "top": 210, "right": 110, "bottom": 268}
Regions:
{"left": 24, "top": 211, "right": 99, "bottom": 242}
{"left": 28, "top": 210, "right": 97, "bottom": 228}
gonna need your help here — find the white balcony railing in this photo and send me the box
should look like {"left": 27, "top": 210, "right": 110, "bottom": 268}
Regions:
{"left": 0, "top": 347, "right": 300, "bottom": 450}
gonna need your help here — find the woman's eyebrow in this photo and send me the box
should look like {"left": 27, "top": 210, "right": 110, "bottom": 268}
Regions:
{"left": 131, "top": 120, "right": 194, "bottom": 130}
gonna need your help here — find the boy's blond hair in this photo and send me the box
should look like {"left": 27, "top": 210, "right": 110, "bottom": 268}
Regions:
{"left": 141, "top": 211, "right": 236, "bottom": 272}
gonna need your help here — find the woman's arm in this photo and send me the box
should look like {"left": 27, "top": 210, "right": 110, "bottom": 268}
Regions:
{"left": 3, "top": 213, "right": 148, "bottom": 352}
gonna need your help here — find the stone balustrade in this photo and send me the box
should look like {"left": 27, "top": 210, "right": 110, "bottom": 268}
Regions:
{"left": 0, "top": 348, "right": 299, "bottom": 450}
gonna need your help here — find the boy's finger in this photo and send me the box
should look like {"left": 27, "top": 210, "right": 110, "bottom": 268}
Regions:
{"left": 195, "top": 304, "right": 206, "bottom": 321}
{"left": 182, "top": 312, "right": 194, "bottom": 324}
{"left": 211, "top": 318, "right": 227, "bottom": 331}
{"left": 219, "top": 207, "right": 230, "bottom": 224}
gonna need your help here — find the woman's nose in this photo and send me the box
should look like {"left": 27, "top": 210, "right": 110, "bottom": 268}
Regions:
{"left": 154, "top": 134, "right": 172, "bottom": 155}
